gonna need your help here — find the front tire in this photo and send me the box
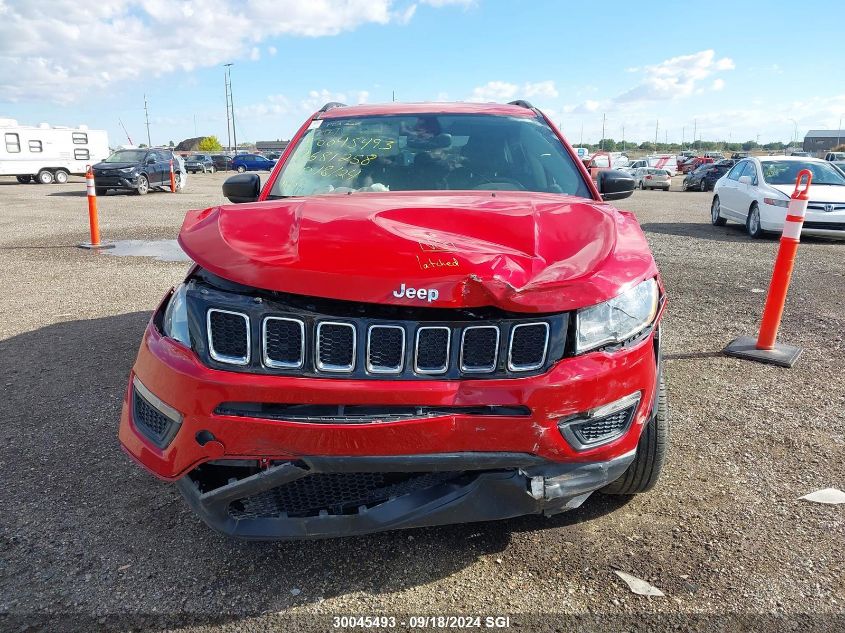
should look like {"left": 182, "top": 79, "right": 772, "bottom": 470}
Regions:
{"left": 54, "top": 169, "right": 69, "bottom": 184}
{"left": 37, "top": 169, "right": 54, "bottom": 184}
{"left": 746, "top": 203, "right": 763, "bottom": 238}
{"left": 699, "top": 179, "right": 707, "bottom": 192}
{"left": 601, "top": 374, "right": 668, "bottom": 495}
{"left": 136, "top": 174, "right": 149, "bottom": 195}
{"left": 711, "top": 196, "right": 727, "bottom": 226}
{"left": 236, "top": 165, "right": 246, "bottom": 173}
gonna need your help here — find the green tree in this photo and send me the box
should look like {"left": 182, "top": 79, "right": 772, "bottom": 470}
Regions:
{"left": 198, "top": 135, "right": 223, "bottom": 152}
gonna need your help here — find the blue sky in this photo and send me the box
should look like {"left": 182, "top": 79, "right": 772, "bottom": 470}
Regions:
{"left": 1, "top": 0, "right": 844, "bottom": 147}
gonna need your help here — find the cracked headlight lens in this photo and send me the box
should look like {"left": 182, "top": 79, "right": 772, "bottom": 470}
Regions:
{"left": 576, "top": 278, "right": 658, "bottom": 353}
{"left": 162, "top": 284, "right": 191, "bottom": 347}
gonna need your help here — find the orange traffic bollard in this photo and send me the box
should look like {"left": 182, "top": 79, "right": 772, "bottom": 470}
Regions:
{"left": 724, "top": 169, "right": 812, "bottom": 367}
{"left": 169, "top": 159, "right": 176, "bottom": 193}
{"left": 78, "top": 165, "right": 114, "bottom": 250}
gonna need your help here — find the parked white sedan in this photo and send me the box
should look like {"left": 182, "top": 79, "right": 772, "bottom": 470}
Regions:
{"left": 710, "top": 156, "right": 845, "bottom": 238}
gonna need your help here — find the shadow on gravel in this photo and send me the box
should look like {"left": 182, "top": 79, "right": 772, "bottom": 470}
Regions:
{"left": 47, "top": 190, "right": 87, "bottom": 197}
{"left": 640, "top": 222, "right": 755, "bottom": 242}
{"left": 0, "top": 312, "right": 627, "bottom": 629}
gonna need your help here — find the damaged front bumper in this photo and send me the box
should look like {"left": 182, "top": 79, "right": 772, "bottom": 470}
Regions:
{"left": 176, "top": 451, "right": 636, "bottom": 540}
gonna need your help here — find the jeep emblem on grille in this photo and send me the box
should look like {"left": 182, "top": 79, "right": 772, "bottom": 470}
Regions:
{"left": 392, "top": 283, "right": 439, "bottom": 303}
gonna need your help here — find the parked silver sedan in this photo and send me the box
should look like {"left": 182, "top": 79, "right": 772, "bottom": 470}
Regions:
{"left": 633, "top": 167, "right": 671, "bottom": 191}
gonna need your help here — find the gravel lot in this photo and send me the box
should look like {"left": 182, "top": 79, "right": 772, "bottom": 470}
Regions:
{"left": 0, "top": 173, "right": 842, "bottom": 632}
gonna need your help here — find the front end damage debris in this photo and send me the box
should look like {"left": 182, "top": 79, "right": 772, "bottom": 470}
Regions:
{"left": 176, "top": 451, "right": 635, "bottom": 540}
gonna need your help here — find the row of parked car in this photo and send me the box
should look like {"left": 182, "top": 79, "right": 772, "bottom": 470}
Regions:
{"left": 180, "top": 153, "right": 278, "bottom": 174}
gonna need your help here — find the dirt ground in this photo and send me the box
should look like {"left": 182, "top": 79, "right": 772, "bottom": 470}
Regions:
{"left": 0, "top": 173, "right": 842, "bottom": 632}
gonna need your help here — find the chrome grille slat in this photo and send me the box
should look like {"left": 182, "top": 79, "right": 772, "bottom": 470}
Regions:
{"left": 366, "top": 325, "right": 405, "bottom": 374}
{"left": 316, "top": 321, "right": 356, "bottom": 372}
{"left": 414, "top": 326, "right": 451, "bottom": 374}
{"left": 508, "top": 322, "right": 550, "bottom": 371}
{"left": 460, "top": 326, "right": 500, "bottom": 373}
{"left": 262, "top": 317, "right": 305, "bottom": 369}
{"left": 207, "top": 309, "right": 250, "bottom": 365}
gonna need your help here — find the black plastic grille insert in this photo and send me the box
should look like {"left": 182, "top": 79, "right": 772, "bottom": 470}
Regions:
{"left": 229, "top": 471, "right": 464, "bottom": 518}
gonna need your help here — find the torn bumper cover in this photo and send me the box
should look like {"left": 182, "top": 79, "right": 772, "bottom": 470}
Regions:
{"left": 176, "top": 451, "right": 635, "bottom": 540}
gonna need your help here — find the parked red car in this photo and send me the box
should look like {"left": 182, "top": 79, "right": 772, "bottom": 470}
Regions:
{"left": 680, "top": 156, "right": 714, "bottom": 174}
{"left": 119, "top": 101, "right": 667, "bottom": 540}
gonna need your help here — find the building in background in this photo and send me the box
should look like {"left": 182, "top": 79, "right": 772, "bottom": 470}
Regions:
{"left": 256, "top": 140, "right": 289, "bottom": 155}
{"left": 803, "top": 130, "right": 845, "bottom": 154}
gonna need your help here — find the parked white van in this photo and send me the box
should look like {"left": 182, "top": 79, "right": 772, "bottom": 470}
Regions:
{"left": 0, "top": 119, "right": 109, "bottom": 184}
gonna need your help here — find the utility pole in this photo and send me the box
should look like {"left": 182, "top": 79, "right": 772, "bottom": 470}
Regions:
{"left": 225, "top": 63, "right": 237, "bottom": 153}
{"left": 654, "top": 119, "right": 659, "bottom": 149}
{"left": 579, "top": 123, "right": 583, "bottom": 148}
{"left": 224, "top": 69, "right": 232, "bottom": 152}
{"left": 392, "top": 90, "right": 395, "bottom": 102}
{"left": 601, "top": 113, "right": 606, "bottom": 150}
{"left": 693, "top": 118, "right": 697, "bottom": 150}
{"left": 143, "top": 94, "right": 151, "bottom": 147}
{"left": 622, "top": 124, "right": 625, "bottom": 152}
{"left": 838, "top": 116, "right": 842, "bottom": 148}
{"left": 682, "top": 126, "right": 685, "bottom": 151}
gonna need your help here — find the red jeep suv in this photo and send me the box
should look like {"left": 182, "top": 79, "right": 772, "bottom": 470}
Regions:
{"left": 119, "top": 101, "right": 667, "bottom": 540}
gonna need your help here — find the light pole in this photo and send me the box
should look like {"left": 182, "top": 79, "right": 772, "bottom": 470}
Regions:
{"left": 225, "top": 63, "right": 237, "bottom": 153}
{"left": 788, "top": 118, "right": 798, "bottom": 146}
{"left": 837, "top": 116, "right": 842, "bottom": 149}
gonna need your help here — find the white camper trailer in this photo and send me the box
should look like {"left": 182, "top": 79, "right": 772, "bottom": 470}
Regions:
{"left": 0, "top": 119, "right": 109, "bottom": 184}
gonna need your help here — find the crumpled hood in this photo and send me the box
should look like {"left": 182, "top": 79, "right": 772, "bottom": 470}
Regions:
{"left": 178, "top": 191, "right": 657, "bottom": 312}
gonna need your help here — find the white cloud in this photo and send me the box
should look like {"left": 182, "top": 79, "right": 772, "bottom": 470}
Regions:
{"left": 0, "top": 0, "right": 459, "bottom": 103}
{"left": 524, "top": 80, "right": 558, "bottom": 99}
{"left": 469, "top": 81, "right": 519, "bottom": 102}
{"left": 250, "top": 47, "right": 261, "bottom": 61}
{"left": 267, "top": 46, "right": 277, "bottom": 56}
{"left": 712, "top": 78, "right": 725, "bottom": 91}
{"left": 469, "top": 80, "right": 558, "bottom": 103}
{"left": 615, "top": 50, "right": 734, "bottom": 103}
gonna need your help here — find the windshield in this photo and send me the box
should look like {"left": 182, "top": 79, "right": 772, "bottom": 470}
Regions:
{"left": 270, "top": 114, "right": 591, "bottom": 198}
{"left": 104, "top": 150, "right": 146, "bottom": 163}
{"left": 761, "top": 160, "right": 845, "bottom": 186}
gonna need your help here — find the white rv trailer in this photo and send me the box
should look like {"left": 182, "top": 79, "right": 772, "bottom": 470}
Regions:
{"left": 0, "top": 119, "right": 109, "bottom": 184}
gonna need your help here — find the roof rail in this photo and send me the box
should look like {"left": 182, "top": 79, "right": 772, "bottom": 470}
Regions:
{"left": 507, "top": 100, "right": 535, "bottom": 110}
{"left": 319, "top": 102, "right": 347, "bottom": 113}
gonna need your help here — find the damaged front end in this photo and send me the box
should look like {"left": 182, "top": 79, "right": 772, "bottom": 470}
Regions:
{"left": 177, "top": 452, "right": 636, "bottom": 540}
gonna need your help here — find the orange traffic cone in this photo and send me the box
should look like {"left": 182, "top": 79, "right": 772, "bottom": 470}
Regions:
{"left": 79, "top": 165, "right": 114, "bottom": 250}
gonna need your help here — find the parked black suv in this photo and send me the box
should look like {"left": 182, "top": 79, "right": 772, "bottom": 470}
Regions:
{"left": 92, "top": 148, "right": 185, "bottom": 195}
{"left": 211, "top": 154, "right": 233, "bottom": 172}
{"left": 185, "top": 154, "right": 215, "bottom": 173}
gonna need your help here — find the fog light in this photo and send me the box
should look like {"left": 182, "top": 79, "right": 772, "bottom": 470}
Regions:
{"left": 132, "top": 377, "right": 183, "bottom": 448}
{"left": 559, "top": 392, "right": 641, "bottom": 451}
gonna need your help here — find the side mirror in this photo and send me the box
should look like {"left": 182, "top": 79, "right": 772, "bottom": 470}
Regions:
{"left": 597, "top": 169, "right": 635, "bottom": 201}
{"left": 223, "top": 173, "right": 260, "bottom": 203}
{"left": 738, "top": 175, "right": 752, "bottom": 185}
{"left": 146, "top": 157, "right": 156, "bottom": 165}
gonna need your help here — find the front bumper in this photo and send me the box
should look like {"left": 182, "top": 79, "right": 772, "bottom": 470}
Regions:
{"left": 93, "top": 174, "right": 140, "bottom": 190}
{"left": 176, "top": 451, "right": 635, "bottom": 540}
{"left": 760, "top": 204, "right": 845, "bottom": 238}
{"left": 119, "top": 303, "right": 660, "bottom": 537}
{"left": 120, "top": 319, "right": 659, "bottom": 480}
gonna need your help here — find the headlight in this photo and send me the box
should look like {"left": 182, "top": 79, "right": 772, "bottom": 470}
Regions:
{"left": 576, "top": 278, "right": 659, "bottom": 353}
{"left": 162, "top": 284, "right": 191, "bottom": 347}
{"left": 119, "top": 166, "right": 135, "bottom": 173}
